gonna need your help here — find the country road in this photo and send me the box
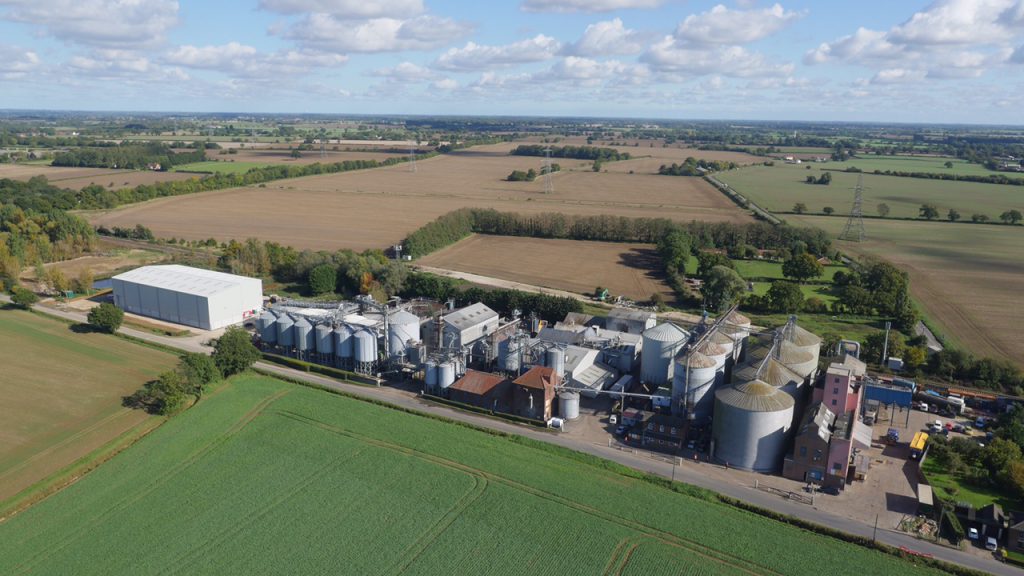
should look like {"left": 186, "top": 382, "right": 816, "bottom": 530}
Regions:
{"left": 2, "top": 295, "right": 1013, "bottom": 576}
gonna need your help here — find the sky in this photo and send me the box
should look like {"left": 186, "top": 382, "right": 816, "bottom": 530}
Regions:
{"left": 0, "top": 0, "right": 1022, "bottom": 123}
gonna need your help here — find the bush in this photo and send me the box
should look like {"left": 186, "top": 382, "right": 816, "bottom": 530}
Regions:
{"left": 179, "top": 352, "right": 220, "bottom": 396}
{"left": 87, "top": 302, "right": 124, "bottom": 333}
{"left": 10, "top": 286, "right": 38, "bottom": 308}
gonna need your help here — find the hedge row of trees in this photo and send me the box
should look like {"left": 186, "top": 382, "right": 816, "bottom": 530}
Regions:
{"left": 657, "top": 158, "right": 737, "bottom": 176}
{"left": 843, "top": 167, "right": 1024, "bottom": 187}
{"left": 511, "top": 144, "right": 630, "bottom": 162}
{"left": 401, "top": 272, "right": 582, "bottom": 323}
{"left": 52, "top": 143, "right": 206, "bottom": 170}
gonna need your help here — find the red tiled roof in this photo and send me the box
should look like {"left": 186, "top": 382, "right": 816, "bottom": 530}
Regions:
{"left": 450, "top": 370, "right": 508, "bottom": 396}
{"left": 513, "top": 366, "right": 558, "bottom": 390}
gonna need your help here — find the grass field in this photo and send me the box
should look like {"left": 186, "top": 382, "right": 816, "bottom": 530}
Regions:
{"left": 417, "top": 234, "right": 673, "bottom": 302}
{"left": 716, "top": 163, "right": 1022, "bottom": 220}
{"left": 88, "top": 142, "right": 750, "bottom": 252}
{"left": 0, "top": 373, "right": 951, "bottom": 576}
{"left": 0, "top": 308, "right": 177, "bottom": 507}
{"left": 749, "top": 282, "right": 838, "bottom": 305}
{"left": 922, "top": 457, "right": 1022, "bottom": 512}
{"left": 789, "top": 215, "right": 1024, "bottom": 365}
{"left": 172, "top": 161, "right": 272, "bottom": 174}
{"left": 730, "top": 259, "right": 846, "bottom": 282}
{"left": 828, "top": 155, "right": 1008, "bottom": 177}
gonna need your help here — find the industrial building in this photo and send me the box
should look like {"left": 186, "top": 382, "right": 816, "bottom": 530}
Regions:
{"left": 112, "top": 265, "right": 262, "bottom": 330}
{"left": 442, "top": 303, "right": 499, "bottom": 353}
{"left": 448, "top": 370, "right": 511, "bottom": 413}
{"left": 512, "top": 366, "right": 560, "bottom": 421}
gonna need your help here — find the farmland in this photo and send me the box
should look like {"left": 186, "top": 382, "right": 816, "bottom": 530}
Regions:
{"left": 827, "top": 155, "right": 1011, "bottom": 177}
{"left": 87, "top": 142, "right": 749, "bottom": 252}
{"left": 0, "top": 373, "right": 950, "bottom": 576}
{"left": 0, "top": 308, "right": 177, "bottom": 507}
{"left": 789, "top": 214, "right": 1024, "bottom": 364}
{"left": 418, "top": 234, "right": 673, "bottom": 301}
{"left": 716, "top": 162, "right": 1022, "bottom": 220}
{"left": 203, "top": 146, "right": 416, "bottom": 165}
{"left": 0, "top": 163, "right": 199, "bottom": 190}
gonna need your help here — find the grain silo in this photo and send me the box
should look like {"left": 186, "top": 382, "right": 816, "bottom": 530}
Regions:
{"left": 723, "top": 310, "right": 752, "bottom": 360}
{"left": 498, "top": 337, "right": 521, "bottom": 374}
{"left": 334, "top": 325, "right": 353, "bottom": 369}
{"left": 712, "top": 379, "right": 795, "bottom": 472}
{"left": 672, "top": 350, "right": 718, "bottom": 420}
{"left": 315, "top": 323, "right": 333, "bottom": 361}
{"left": 437, "top": 361, "right": 456, "bottom": 390}
{"left": 388, "top": 310, "right": 420, "bottom": 361}
{"left": 546, "top": 346, "right": 565, "bottom": 379}
{"left": 641, "top": 323, "right": 688, "bottom": 385}
{"left": 353, "top": 329, "right": 377, "bottom": 374}
{"left": 777, "top": 340, "right": 817, "bottom": 380}
{"left": 558, "top": 390, "right": 580, "bottom": 420}
{"left": 424, "top": 359, "right": 438, "bottom": 391}
{"left": 293, "top": 317, "right": 314, "bottom": 359}
{"left": 784, "top": 323, "right": 822, "bottom": 368}
{"left": 276, "top": 313, "right": 295, "bottom": 350}
{"left": 258, "top": 310, "right": 277, "bottom": 346}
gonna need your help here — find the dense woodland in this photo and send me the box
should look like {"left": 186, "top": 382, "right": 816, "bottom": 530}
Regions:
{"left": 511, "top": 144, "right": 630, "bottom": 162}
{"left": 52, "top": 143, "right": 206, "bottom": 170}
{"left": 658, "top": 158, "right": 737, "bottom": 175}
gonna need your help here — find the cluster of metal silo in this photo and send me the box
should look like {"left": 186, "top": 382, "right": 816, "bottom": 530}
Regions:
{"left": 334, "top": 325, "right": 354, "bottom": 369}
{"left": 257, "top": 310, "right": 277, "bottom": 345}
{"left": 276, "top": 313, "right": 295, "bottom": 348}
{"left": 711, "top": 379, "right": 795, "bottom": 472}
{"left": 640, "top": 323, "right": 688, "bottom": 385}
{"left": 672, "top": 350, "right": 718, "bottom": 420}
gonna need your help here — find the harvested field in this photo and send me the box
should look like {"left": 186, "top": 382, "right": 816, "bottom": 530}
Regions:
{"left": 790, "top": 215, "right": 1024, "bottom": 365}
{"left": 0, "top": 164, "right": 198, "bottom": 190}
{"left": 522, "top": 136, "right": 763, "bottom": 173}
{"left": 0, "top": 373, "right": 949, "bottom": 576}
{"left": 0, "top": 308, "right": 177, "bottom": 507}
{"left": 88, "top": 142, "right": 750, "bottom": 252}
{"left": 202, "top": 146, "right": 414, "bottom": 166}
{"left": 418, "top": 235, "right": 673, "bottom": 301}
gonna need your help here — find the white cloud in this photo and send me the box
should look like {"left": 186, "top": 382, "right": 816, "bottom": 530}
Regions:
{"left": 165, "top": 42, "right": 347, "bottom": 78}
{"left": 567, "top": 18, "right": 643, "bottom": 56}
{"left": 0, "top": 44, "right": 39, "bottom": 78}
{"left": 643, "top": 36, "right": 794, "bottom": 78}
{"left": 804, "top": 28, "right": 900, "bottom": 65}
{"left": 1013, "top": 44, "right": 1024, "bottom": 62}
{"left": 430, "top": 78, "right": 458, "bottom": 91}
{"left": 371, "top": 61, "right": 435, "bottom": 82}
{"left": 282, "top": 14, "right": 472, "bottom": 53}
{"left": 889, "top": 0, "right": 1018, "bottom": 45}
{"left": 675, "top": 3, "right": 802, "bottom": 45}
{"left": 871, "top": 68, "right": 927, "bottom": 84}
{"left": 435, "top": 35, "right": 561, "bottom": 71}
{"left": 0, "top": 0, "right": 178, "bottom": 48}
{"left": 259, "top": 0, "right": 424, "bottom": 18}
{"left": 521, "top": 0, "right": 661, "bottom": 13}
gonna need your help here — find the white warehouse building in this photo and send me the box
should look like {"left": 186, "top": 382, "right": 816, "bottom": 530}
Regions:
{"left": 112, "top": 265, "right": 263, "bottom": 330}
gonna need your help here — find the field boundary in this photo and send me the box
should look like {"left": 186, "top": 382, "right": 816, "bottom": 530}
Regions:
{"left": 705, "top": 174, "right": 781, "bottom": 224}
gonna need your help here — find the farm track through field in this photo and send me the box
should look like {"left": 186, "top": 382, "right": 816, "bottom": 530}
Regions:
{"left": 604, "top": 535, "right": 644, "bottom": 576}
{"left": 273, "top": 409, "right": 780, "bottom": 576}
{"left": 8, "top": 386, "right": 293, "bottom": 575}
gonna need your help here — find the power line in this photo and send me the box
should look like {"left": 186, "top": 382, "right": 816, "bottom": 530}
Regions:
{"left": 839, "top": 173, "right": 866, "bottom": 242}
{"left": 542, "top": 147, "right": 554, "bottom": 194}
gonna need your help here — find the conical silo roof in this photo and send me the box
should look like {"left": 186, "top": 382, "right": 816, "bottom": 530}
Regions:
{"left": 643, "top": 322, "right": 688, "bottom": 343}
{"left": 677, "top": 350, "right": 716, "bottom": 369}
{"left": 716, "top": 379, "right": 794, "bottom": 412}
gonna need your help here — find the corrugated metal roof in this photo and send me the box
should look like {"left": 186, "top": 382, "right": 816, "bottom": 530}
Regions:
{"left": 724, "top": 310, "right": 751, "bottom": 326}
{"left": 709, "top": 331, "right": 734, "bottom": 347}
{"left": 693, "top": 339, "right": 726, "bottom": 357}
{"left": 571, "top": 363, "right": 617, "bottom": 391}
{"left": 113, "top": 264, "right": 257, "bottom": 297}
{"left": 786, "top": 323, "right": 822, "bottom": 347}
{"left": 716, "top": 379, "right": 794, "bottom": 412}
{"left": 643, "top": 322, "right": 688, "bottom": 343}
{"left": 677, "top": 350, "right": 716, "bottom": 369}
{"left": 778, "top": 340, "right": 814, "bottom": 366}
{"left": 450, "top": 370, "right": 508, "bottom": 396}
{"left": 759, "top": 358, "right": 804, "bottom": 388}
{"left": 608, "top": 307, "right": 655, "bottom": 322}
{"left": 444, "top": 303, "right": 497, "bottom": 331}
{"left": 389, "top": 310, "right": 419, "bottom": 324}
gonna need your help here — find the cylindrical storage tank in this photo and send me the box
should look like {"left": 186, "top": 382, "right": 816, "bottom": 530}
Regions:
{"left": 724, "top": 311, "right": 752, "bottom": 359}
{"left": 293, "top": 317, "right": 313, "bottom": 353}
{"left": 334, "top": 325, "right": 354, "bottom": 360}
{"left": 315, "top": 323, "right": 333, "bottom": 355}
{"left": 786, "top": 324, "right": 822, "bottom": 370}
{"left": 558, "top": 390, "right": 580, "bottom": 420}
{"left": 258, "top": 310, "right": 277, "bottom": 344}
{"left": 354, "top": 329, "right": 377, "bottom": 363}
{"left": 276, "top": 313, "right": 295, "bottom": 348}
{"left": 761, "top": 359, "right": 803, "bottom": 399}
{"left": 711, "top": 380, "right": 794, "bottom": 472}
{"left": 388, "top": 310, "right": 420, "bottom": 360}
{"left": 499, "top": 338, "right": 521, "bottom": 373}
{"left": 672, "top": 351, "right": 718, "bottom": 419}
{"left": 778, "top": 340, "right": 817, "bottom": 380}
{"left": 546, "top": 347, "right": 565, "bottom": 379}
{"left": 437, "top": 361, "right": 455, "bottom": 389}
{"left": 694, "top": 340, "right": 728, "bottom": 371}
{"left": 407, "top": 340, "right": 422, "bottom": 366}
{"left": 709, "top": 330, "right": 735, "bottom": 358}
{"left": 424, "top": 360, "right": 438, "bottom": 389}
{"left": 641, "top": 323, "right": 688, "bottom": 385}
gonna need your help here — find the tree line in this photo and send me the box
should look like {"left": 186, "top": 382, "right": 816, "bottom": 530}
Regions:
{"left": 511, "top": 144, "right": 630, "bottom": 162}
{"left": 657, "top": 158, "right": 737, "bottom": 176}
{"left": 837, "top": 167, "right": 1024, "bottom": 187}
{"left": 52, "top": 142, "right": 206, "bottom": 170}
{"left": 401, "top": 272, "right": 582, "bottom": 323}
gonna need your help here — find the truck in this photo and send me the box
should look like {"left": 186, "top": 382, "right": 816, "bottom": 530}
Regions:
{"left": 910, "top": 431, "right": 929, "bottom": 460}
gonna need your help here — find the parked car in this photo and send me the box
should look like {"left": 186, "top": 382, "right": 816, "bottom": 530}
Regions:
{"left": 986, "top": 537, "right": 998, "bottom": 551}
{"left": 822, "top": 485, "right": 841, "bottom": 496}
{"left": 916, "top": 402, "right": 929, "bottom": 411}
{"left": 952, "top": 424, "right": 966, "bottom": 433}
{"left": 614, "top": 425, "right": 630, "bottom": 437}
{"left": 976, "top": 417, "right": 987, "bottom": 429}
{"left": 969, "top": 528, "right": 980, "bottom": 540}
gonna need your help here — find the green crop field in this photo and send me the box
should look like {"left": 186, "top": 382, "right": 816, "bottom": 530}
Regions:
{"left": 0, "top": 308, "right": 177, "bottom": 507}
{"left": 172, "top": 161, "right": 271, "bottom": 174}
{"left": 716, "top": 163, "right": 1022, "bottom": 220}
{"left": 0, "top": 373, "right": 952, "bottom": 576}
{"left": 828, "top": 155, "right": 1007, "bottom": 177}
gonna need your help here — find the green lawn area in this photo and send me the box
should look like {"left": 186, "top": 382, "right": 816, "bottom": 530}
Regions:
{"left": 828, "top": 155, "right": 1007, "bottom": 178}
{"left": 731, "top": 259, "right": 845, "bottom": 282}
{"left": 0, "top": 373, "right": 952, "bottom": 576}
{"left": 172, "top": 161, "right": 271, "bottom": 174}
{"left": 749, "top": 281, "right": 838, "bottom": 305}
{"left": 716, "top": 163, "right": 1022, "bottom": 220}
{"left": 922, "top": 457, "right": 1024, "bottom": 512}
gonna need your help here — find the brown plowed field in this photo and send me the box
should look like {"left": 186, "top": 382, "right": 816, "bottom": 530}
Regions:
{"left": 88, "top": 142, "right": 750, "bottom": 252}
{"left": 0, "top": 164, "right": 199, "bottom": 190}
{"left": 204, "top": 147, "right": 419, "bottom": 165}
{"left": 418, "top": 235, "right": 673, "bottom": 301}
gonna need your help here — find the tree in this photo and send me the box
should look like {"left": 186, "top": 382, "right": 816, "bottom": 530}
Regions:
{"left": 10, "top": 286, "right": 38, "bottom": 308}
{"left": 863, "top": 330, "right": 906, "bottom": 364}
{"left": 984, "top": 438, "right": 1022, "bottom": 473}
{"left": 947, "top": 208, "right": 961, "bottom": 222}
{"left": 696, "top": 251, "right": 733, "bottom": 277}
{"left": 700, "top": 265, "right": 746, "bottom": 310}
{"left": 919, "top": 204, "right": 939, "bottom": 220}
{"left": 1000, "top": 209, "right": 1023, "bottom": 225}
{"left": 766, "top": 281, "right": 804, "bottom": 313}
{"left": 72, "top": 268, "right": 94, "bottom": 295}
{"left": 792, "top": 202, "right": 808, "bottom": 214}
{"left": 179, "top": 352, "right": 220, "bottom": 397}
{"left": 87, "top": 302, "right": 124, "bottom": 333}
{"left": 290, "top": 149, "right": 302, "bottom": 158}
{"left": 48, "top": 268, "right": 70, "bottom": 295}
{"left": 650, "top": 292, "right": 666, "bottom": 311}
{"left": 308, "top": 264, "right": 337, "bottom": 295}
{"left": 877, "top": 203, "right": 890, "bottom": 218}
{"left": 944, "top": 161, "right": 954, "bottom": 169}
{"left": 781, "top": 253, "right": 824, "bottom": 283}
{"left": 905, "top": 346, "right": 928, "bottom": 369}
{"left": 823, "top": 206, "right": 834, "bottom": 215}
{"left": 212, "top": 326, "right": 260, "bottom": 377}
{"left": 805, "top": 175, "right": 815, "bottom": 184}
{"left": 971, "top": 213, "right": 990, "bottom": 223}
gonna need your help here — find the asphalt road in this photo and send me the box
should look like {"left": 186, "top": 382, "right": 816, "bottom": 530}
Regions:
{"left": 3, "top": 296, "right": 1013, "bottom": 576}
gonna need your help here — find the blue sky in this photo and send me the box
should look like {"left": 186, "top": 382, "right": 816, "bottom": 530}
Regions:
{"left": 1, "top": 0, "right": 1022, "bottom": 123}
